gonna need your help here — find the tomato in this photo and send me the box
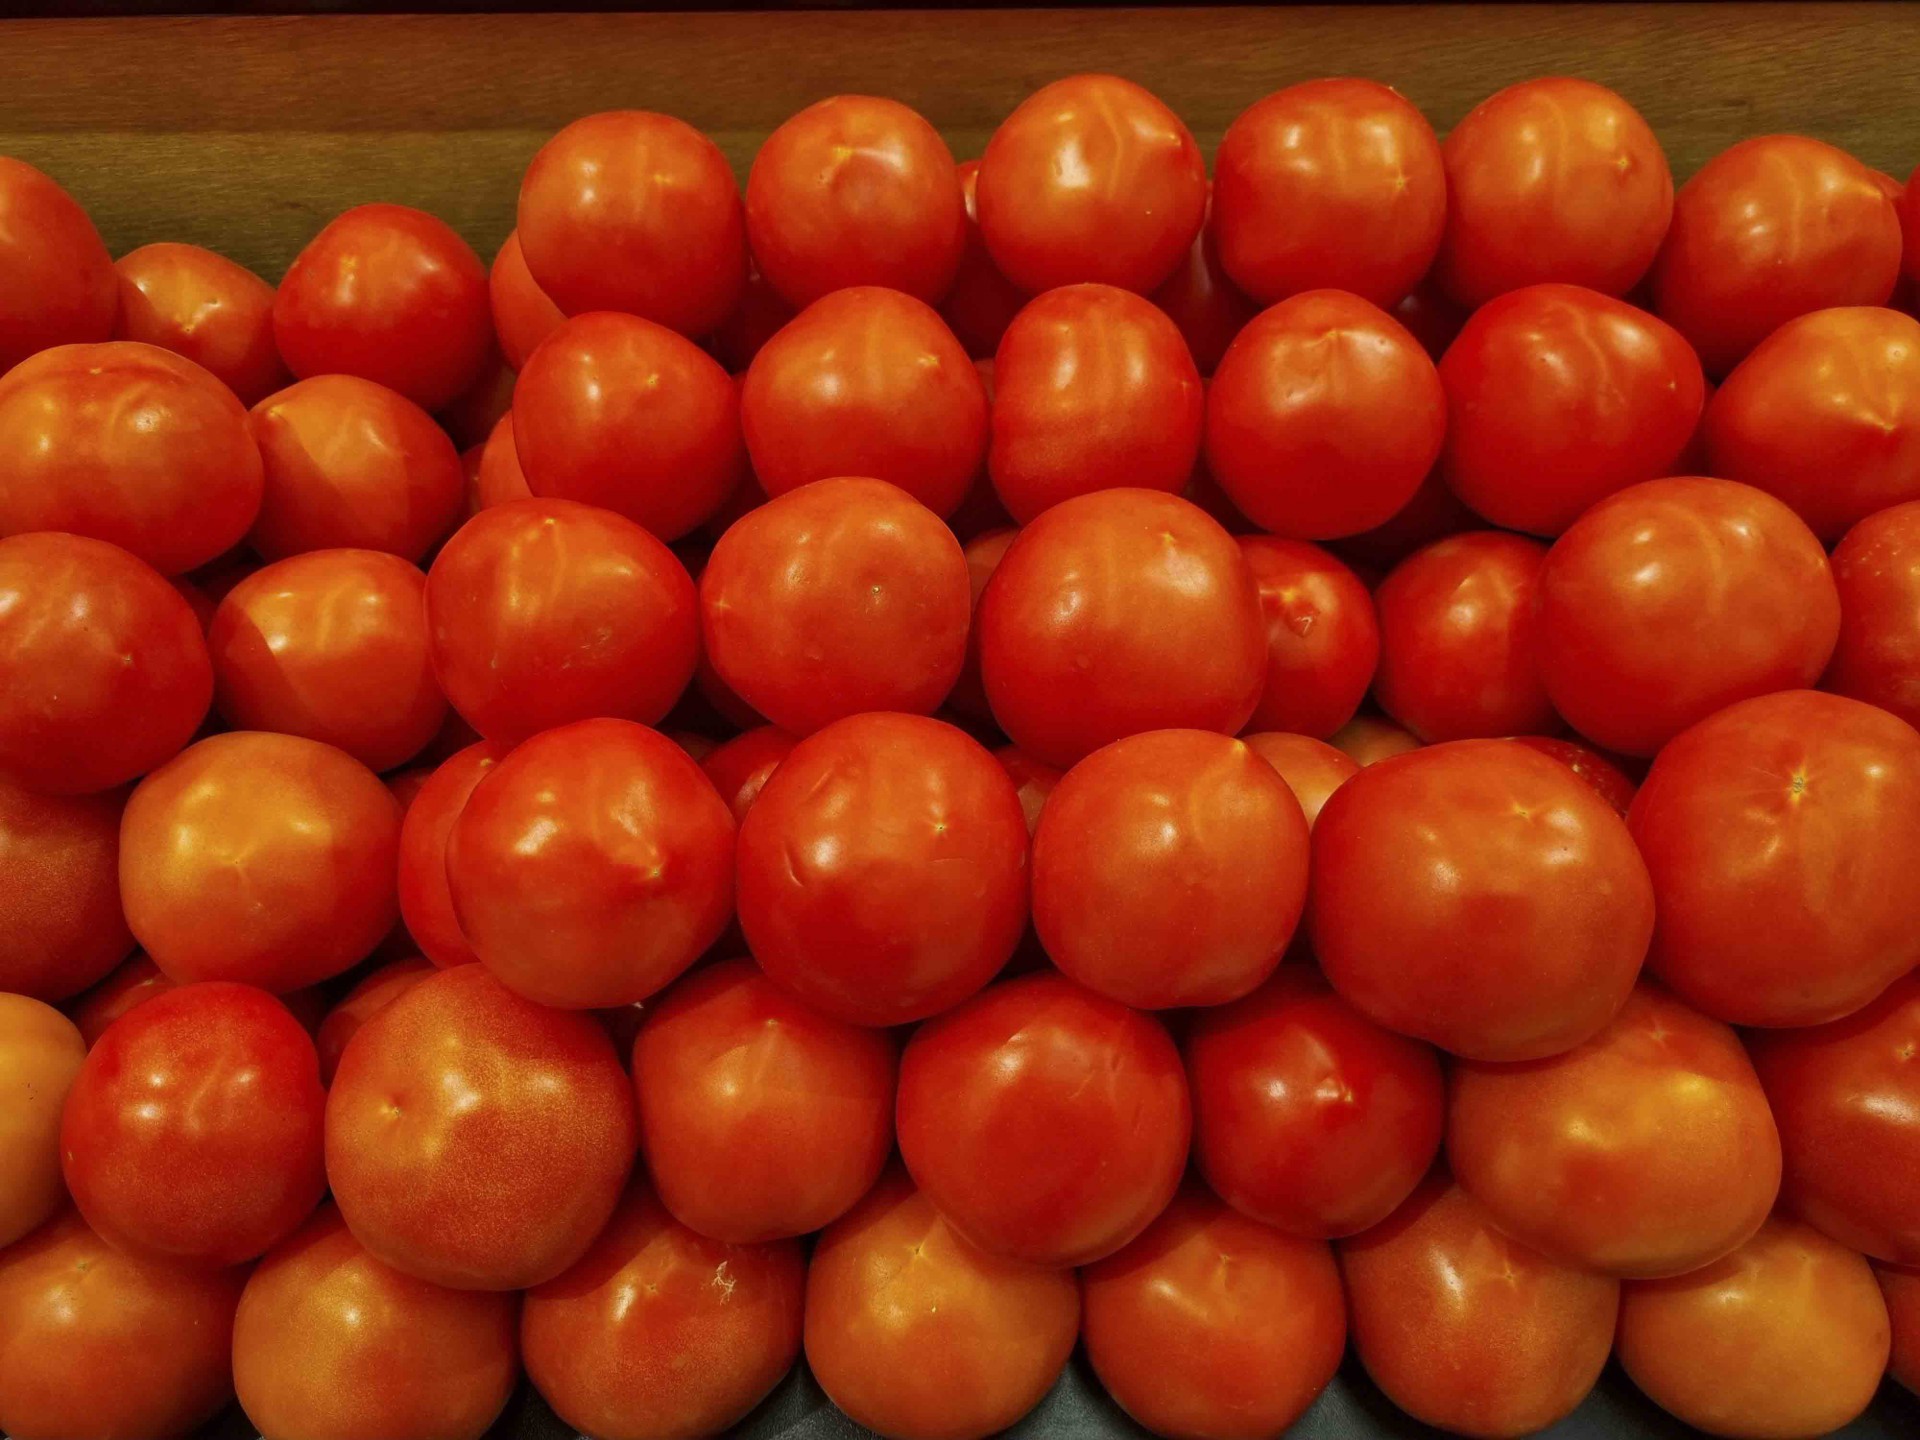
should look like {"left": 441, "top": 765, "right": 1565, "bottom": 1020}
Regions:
{"left": 706, "top": 263, "right": 796, "bottom": 374}
{"left": 487, "top": 230, "right": 565, "bottom": 370}
{"left": 248, "top": 374, "right": 464, "bottom": 562}
{"left": 1629, "top": 689, "right": 1920, "bottom": 1027}
{"left": 517, "top": 110, "right": 747, "bottom": 335}
{"left": 1328, "top": 713, "right": 1420, "bottom": 766}
{"left": 325, "top": 964, "right": 635, "bottom": 1289}
{"left": 1083, "top": 1187, "right": 1345, "bottom": 1440}
{"left": 1536, "top": 477, "right": 1839, "bottom": 756}
{"left": 1511, "top": 735, "right": 1638, "bottom": 815}
{"left": 315, "top": 958, "right": 434, "bottom": 1086}
{"left": 0, "top": 997, "right": 84, "bottom": 1250}
{"left": 1373, "top": 531, "right": 1554, "bottom": 742}
{"left": 947, "top": 526, "right": 1017, "bottom": 726}
{"left": 448, "top": 718, "right": 733, "bottom": 1009}
{"left": 696, "top": 725, "right": 796, "bottom": 822}
{"left": 436, "top": 345, "right": 513, "bottom": 451}
{"left": 0, "top": 776, "right": 131, "bottom": 1001}
{"left": 0, "top": 1209, "right": 242, "bottom": 1440}
{"left": 121, "top": 732, "right": 400, "bottom": 992}
{"left": 394, "top": 740, "right": 506, "bottom": 968}
{"left": 67, "top": 956, "right": 173, "bottom": 1046}
{"left": 513, "top": 311, "right": 744, "bottom": 541}
{"left": 993, "top": 745, "right": 1060, "bottom": 835}
{"left": 805, "top": 1168, "right": 1079, "bottom": 1440}
{"left": 1213, "top": 79, "right": 1444, "bottom": 308}
{"left": 1826, "top": 500, "right": 1920, "bottom": 729}
{"left": 1617, "top": 1217, "right": 1891, "bottom": 1439}
{"left": 1331, "top": 465, "right": 1476, "bottom": 572}
{"left": 1241, "top": 732, "right": 1360, "bottom": 828}
{"left": 897, "top": 971, "right": 1189, "bottom": 1266}
{"left": 740, "top": 287, "right": 987, "bottom": 515}
{"left": 1238, "top": 537, "right": 1378, "bottom": 739}
{"left": 0, "top": 158, "right": 116, "bottom": 372}
{"left": 471, "top": 410, "right": 532, "bottom": 512}
{"left": 939, "top": 160, "right": 1027, "bottom": 360}
{"left": 977, "top": 74, "right": 1205, "bottom": 294}
{"left": 978, "top": 489, "right": 1266, "bottom": 766}
{"left": 989, "top": 284, "right": 1202, "bottom": 522}
{"left": 112, "top": 241, "right": 288, "bottom": 405}
{"left": 1750, "top": 974, "right": 1920, "bottom": 1266}
{"left": 233, "top": 1203, "right": 517, "bottom": 1440}
{"left": 1391, "top": 280, "right": 1469, "bottom": 360}
{"left": 1312, "top": 739, "right": 1652, "bottom": 1060}
{"left": 1148, "top": 193, "right": 1257, "bottom": 375}
{"left": 1883, "top": 1264, "right": 1920, "bottom": 1394}
{"left": 1340, "top": 1176, "right": 1620, "bottom": 1440}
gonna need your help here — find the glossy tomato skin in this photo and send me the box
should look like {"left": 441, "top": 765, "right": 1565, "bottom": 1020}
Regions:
{"left": 395, "top": 740, "right": 506, "bottom": 969}
{"left": 740, "top": 287, "right": 987, "bottom": 515}
{"left": 1149, "top": 195, "right": 1258, "bottom": 376}
{"left": 1340, "top": 1177, "right": 1620, "bottom": 1440}
{"left": 67, "top": 956, "right": 176, "bottom": 1046}
{"left": 1032, "top": 730, "right": 1309, "bottom": 1009}
{"left": 0, "top": 779, "right": 131, "bottom": 1003}
{"left": 1826, "top": 500, "right": 1920, "bottom": 729}
{"left": 697, "top": 725, "right": 797, "bottom": 822}
{"left": 0, "top": 158, "right": 117, "bottom": 372}
{"left": 1082, "top": 1187, "right": 1346, "bottom": 1440}
{"left": 948, "top": 526, "right": 1019, "bottom": 725}
{"left": 325, "top": 964, "right": 636, "bottom": 1290}
{"left": 978, "top": 488, "right": 1266, "bottom": 766}
{"left": 1238, "top": 537, "right": 1378, "bottom": 738}
{"left": 1536, "top": 477, "right": 1839, "bottom": 756}
{"left": 1616, "top": 1217, "right": 1891, "bottom": 1440}
{"left": 517, "top": 110, "right": 747, "bottom": 335}
{"left": 120, "top": 732, "right": 400, "bottom": 992}
{"left": 1436, "top": 78, "right": 1672, "bottom": 307}
{"left": 738, "top": 713, "right": 1027, "bottom": 1026}
{"left": 471, "top": 411, "right": 532, "bottom": 512}
{"left": 1328, "top": 713, "right": 1421, "bottom": 767}
{"left": 989, "top": 284, "right": 1202, "bottom": 522}
{"left": 113, "top": 242, "right": 288, "bottom": 405}
{"left": 487, "top": 230, "right": 564, "bottom": 370}
{"left": 1311, "top": 739, "right": 1652, "bottom": 1061}
{"left": 1206, "top": 290, "right": 1444, "bottom": 539}
{"left": 0, "top": 997, "right": 85, "bottom": 1249}
{"left": 896, "top": 971, "right": 1190, "bottom": 1267}
{"left": 1241, "top": 732, "right": 1359, "bottom": 828}
{"left": 0, "top": 1209, "right": 243, "bottom": 1440}
{"left": 314, "top": 956, "right": 430, "bottom": 1080}
{"left": 1629, "top": 690, "right": 1920, "bottom": 1027}
{"left": 1212, "top": 79, "right": 1444, "bottom": 308}
{"left": 977, "top": 74, "right": 1206, "bottom": 295}
{"left": 804, "top": 1168, "right": 1080, "bottom": 1440}
{"left": 939, "top": 160, "right": 1026, "bottom": 360}
{"left": 1883, "top": 1264, "right": 1920, "bottom": 1393}
{"left": 447, "top": 718, "right": 733, "bottom": 1009}
{"left": 701, "top": 477, "right": 969, "bottom": 733}
{"left": 1511, "top": 735, "right": 1638, "bottom": 815}
{"left": 1653, "top": 134, "right": 1901, "bottom": 375}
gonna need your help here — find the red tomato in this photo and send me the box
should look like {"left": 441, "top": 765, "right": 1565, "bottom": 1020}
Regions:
{"left": 513, "top": 310, "right": 744, "bottom": 541}
{"left": 989, "top": 284, "right": 1202, "bottom": 522}
{"left": 1629, "top": 690, "right": 1920, "bottom": 1027}
{"left": 1373, "top": 531, "right": 1554, "bottom": 741}
{"left": 0, "top": 997, "right": 84, "bottom": 1249}
{"left": 977, "top": 74, "right": 1206, "bottom": 294}
{"left": 633, "top": 959, "right": 895, "bottom": 1242}
{"left": 947, "top": 526, "right": 1017, "bottom": 726}
{"left": 1239, "top": 536, "right": 1378, "bottom": 739}
{"left": 978, "top": 488, "right": 1266, "bottom": 766}
{"left": 1511, "top": 735, "right": 1638, "bottom": 815}
{"left": 1185, "top": 967, "right": 1442, "bottom": 1238}
{"left": 706, "top": 264, "right": 797, "bottom": 374}
{"left": 113, "top": 241, "right": 288, "bottom": 405}
{"left": 120, "top": 732, "right": 400, "bottom": 992}
{"left": 517, "top": 110, "right": 747, "bottom": 335}
{"left": 1148, "top": 192, "right": 1257, "bottom": 375}
{"left": 1827, "top": 500, "right": 1920, "bottom": 729}
{"left": 395, "top": 740, "right": 507, "bottom": 969}
{"left": 897, "top": 971, "right": 1189, "bottom": 1266}
{"left": 1311, "top": 739, "right": 1652, "bottom": 1060}
{"left": 1436, "top": 78, "right": 1672, "bottom": 307}
{"left": 696, "top": 725, "right": 796, "bottom": 822}
{"left": 68, "top": 955, "right": 174, "bottom": 1047}
{"left": 1206, "top": 290, "right": 1444, "bottom": 538}
{"left": 1328, "top": 713, "right": 1421, "bottom": 766}
{"left": 447, "top": 718, "right": 733, "bottom": 1009}
{"left": 0, "top": 1209, "right": 242, "bottom": 1440}
{"left": 993, "top": 744, "right": 1061, "bottom": 834}
{"left": 248, "top": 374, "right": 464, "bottom": 562}
{"left": 487, "top": 229, "right": 565, "bottom": 370}
{"left": 740, "top": 287, "right": 987, "bottom": 515}
{"left": 1439, "top": 284, "right": 1704, "bottom": 535}
{"left": 1241, "top": 732, "right": 1360, "bottom": 828}
{"left": 0, "top": 776, "right": 131, "bottom": 1002}
{"left": 1083, "top": 1187, "right": 1345, "bottom": 1440}
{"left": 1616, "top": 1217, "right": 1891, "bottom": 1438}
{"left": 1340, "top": 1177, "right": 1620, "bottom": 1439}
{"left": 0, "top": 159, "right": 115, "bottom": 372}
{"left": 0, "top": 533, "right": 210, "bottom": 795}
{"left": 1331, "top": 464, "right": 1477, "bottom": 572}
{"left": 1213, "top": 79, "right": 1445, "bottom": 308}
{"left": 1883, "top": 1264, "right": 1920, "bottom": 1394}
{"left": 315, "top": 957, "right": 434, "bottom": 1086}
{"left": 233, "top": 1203, "right": 517, "bottom": 1440}
{"left": 805, "top": 1168, "right": 1080, "bottom": 1440}
{"left": 325, "top": 964, "right": 636, "bottom": 1290}
{"left": 939, "top": 160, "right": 1027, "bottom": 360}
{"left": 524, "top": 1182, "right": 803, "bottom": 1440}
{"left": 471, "top": 410, "right": 532, "bottom": 512}
{"left": 1536, "top": 476, "right": 1839, "bottom": 756}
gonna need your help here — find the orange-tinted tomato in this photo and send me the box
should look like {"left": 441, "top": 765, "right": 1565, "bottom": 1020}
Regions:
{"left": 395, "top": 740, "right": 508, "bottom": 969}
{"left": 696, "top": 725, "right": 796, "bottom": 822}
{"left": 315, "top": 958, "right": 435, "bottom": 1086}
{"left": 939, "top": 160, "right": 1027, "bottom": 360}
{"left": 0, "top": 158, "right": 117, "bottom": 372}
{"left": 1883, "top": 1264, "right": 1920, "bottom": 1394}
{"left": 1511, "top": 735, "right": 1638, "bottom": 816}
{"left": 1241, "top": 732, "right": 1360, "bottom": 828}
{"left": 1239, "top": 537, "right": 1378, "bottom": 739}
{"left": 1826, "top": 499, "right": 1920, "bottom": 729}
{"left": 0, "top": 778, "right": 129, "bottom": 1004}
{"left": 66, "top": 955, "right": 176, "bottom": 1046}
{"left": 114, "top": 241, "right": 288, "bottom": 404}
{"left": 471, "top": 410, "right": 532, "bottom": 512}
{"left": 1150, "top": 193, "right": 1258, "bottom": 376}
{"left": 993, "top": 744, "right": 1061, "bottom": 835}
{"left": 1328, "top": 713, "right": 1422, "bottom": 766}
{"left": 0, "top": 997, "right": 84, "bottom": 1249}
{"left": 487, "top": 230, "right": 565, "bottom": 370}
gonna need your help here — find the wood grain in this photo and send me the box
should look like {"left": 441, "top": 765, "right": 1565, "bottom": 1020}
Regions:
{"left": 3, "top": 5, "right": 1917, "bottom": 279}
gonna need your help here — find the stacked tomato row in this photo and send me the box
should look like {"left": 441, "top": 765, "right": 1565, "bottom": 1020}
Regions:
{"left": 4, "top": 70, "right": 1920, "bottom": 1440}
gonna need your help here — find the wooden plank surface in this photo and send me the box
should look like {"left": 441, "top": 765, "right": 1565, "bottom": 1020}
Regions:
{"left": 3, "top": 4, "right": 1918, "bottom": 279}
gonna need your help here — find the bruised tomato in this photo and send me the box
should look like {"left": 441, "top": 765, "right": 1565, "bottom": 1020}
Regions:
{"left": 114, "top": 242, "right": 288, "bottom": 405}
{"left": 1239, "top": 537, "right": 1379, "bottom": 739}
{"left": 0, "top": 157, "right": 117, "bottom": 372}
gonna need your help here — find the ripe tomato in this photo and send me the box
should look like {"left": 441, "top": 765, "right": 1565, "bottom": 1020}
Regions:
{"left": 939, "top": 160, "right": 1026, "bottom": 359}
{"left": 978, "top": 488, "right": 1266, "bottom": 765}
{"left": 948, "top": 526, "right": 1017, "bottom": 725}
{"left": 1535, "top": 477, "right": 1839, "bottom": 755}
{"left": 0, "top": 158, "right": 116, "bottom": 371}
{"left": 395, "top": 740, "right": 506, "bottom": 969}
{"left": 994, "top": 744, "right": 1061, "bottom": 834}
{"left": 989, "top": 283, "right": 1202, "bottom": 522}
{"left": 67, "top": 956, "right": 177, "bottom": 1046}
{"left": 113, "top": 241, "right": 288, "bottom": 405}
{"left": 248, "top": 374, "right": 464, "bottom": 562}
{"left": 1628, "top": 689, "right": 1920, "bottom": 1027}
{"left": 121, "top": 732, "right": 400, "bottom": 992}
{"left": 1149, "top": 192, "right": 1258, "bottom": 376}
{"left": 702, "top": 476, "right": 968, "bottom": 732}
{"left": 740, "top": 287, "right": 986, "bottom": 515}
{"left": 1241, "top": 732, "right": 1360, "bottom": 828}
{"left": 1826, "top": 500, "right": 1920, "bottom": 729}
{"left": 315, "top": 957, "right": 434, "bottom": 1086}
{"left": 804, "top": 1169, "right": 1079, "bottom": 1440}
{"left": 1436, "top": 78, "right": 1672, "bottom": 306}
{"left": 1331, "top": 464, "right": 1476, "bottom": 572}
{"left": 1439, "top": 284, "right": 1704, "bottom": 535}
{"left": 1883, "top": 1264, "right": 1920, "bottom": 1393}
{"left": 233, "top": 1203, "right": 517, "bottom": 1440}
{"left": 471, "top": 411, "right": 532, "bottom": 512}
{"left": 1238, "top": 537, "right": 1378, "bottom": 739}
{"left": 326, "top": 964, "right": 636, "bottom": 1290}
{"left": 977, "top": 74, "right": 1205, "bottom": 294}
{"left": 436, "top": 345, "right": 513, "bottom": 450}
{"left": 513, "top": 311, "right": 744, "bottom": 541}
{"left": 517, "top": 110, "right": 747, "bottom": 335}
{"left": 1511, "top": 735, "right": 1638, "bottom": 815}
{"left": 0, "top": 1209, "right": 242, "bottom": 1440}
{"left": 0, "top": 776, "right": 131, "bottom": 1002}
{"left": 707, "top": 264, "right": 797, "bottom": 374}
{"left": 1340, "top": 1177, "right": 1619, "bottom": 1439}
{"left": 488, "top": 230, "right": 565, "bottom": 370}
{"left": 1328, "top": 713, "right": 1421, "bottom": 766}
{"left": 1616, "top": 1217, "right": 1891, "bottom": 1438}
{"left": 690, "top": 729, "right": 790, "bottom": 825}
{"left": 1212, "top": 78, "right": 1444, "bottom": 307}
{"left": 0, "top": 997, "right": 84, "bottom": 1249}
{"left": 1311, "top": 739, "right": 1652, "bottom": 1060}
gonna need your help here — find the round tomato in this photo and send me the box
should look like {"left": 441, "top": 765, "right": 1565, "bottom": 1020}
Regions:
{"left": 1328, "top": 713, "right": 1421, "bottom": 767}
{"left": 1511, "top": 735, "right": 1638, "bottom": 815}
{"left": 948, "top": 526, "right": 1017, "bottom": 725}
{"left": 1238, "top": 537, "right": 1378, "bottom": 739}
{"left": 0, "top": 997, "right": 84, "bottom": 1249}
{"left": 315, "top": 957, "right": 434, "bottom": 1086}
{"left": 939, "top": 160, "right": 1026, "bottom": 360}
{"left": 395, "top": 740, "right": 507, "bottom": 969}
{"left": 1883, "top": 1264, "right": 1920, "bottom": 1394}
{"left": 67, "top": 956, "right": 178, "bottom": 1047}
{"left": 994, "top": 744, "right": 1061, "bottom": 834}
{"left": 1241, "top": 732, "right": 1360, "bottom": 828}
{"left": 696, "top": 725, "right": 795, "bottom": 822}
{"left": 1826, "top": 499, "right": 1920, "bottom": 729}
{"left": 1149, "top": 192, "right": 1258, "bottom": 375}
{"left": 0, "top": 777, "right": 131, "bottom": 1002}
{"left": 471, "top": 411, "right": 532, "bottom": 511}
{"left": 0, "top": 158, "right": 116, "bottom": 372}
{"left": 487, "top": 230, "right": 565, "bottom": 370}
{"left": 113, "top": 241, "right": 288, "bottom": 404}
